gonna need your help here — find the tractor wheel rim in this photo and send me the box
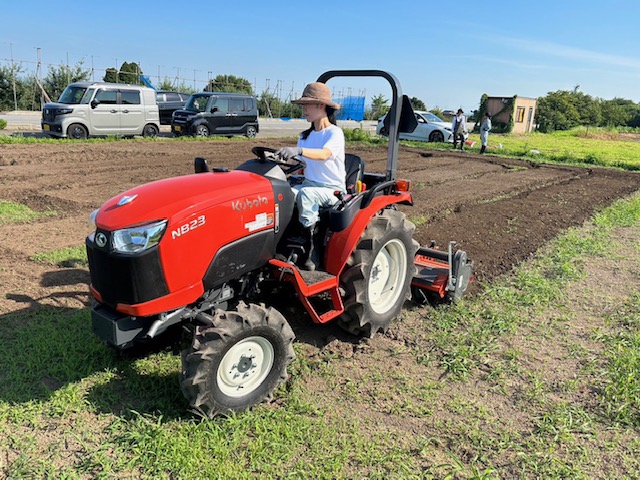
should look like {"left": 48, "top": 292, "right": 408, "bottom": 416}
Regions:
{"left": 367, "top": 238, "right": 408, "bottom": 314}
{"left": 217, "top": 336, "right": 274, "bottom": 397}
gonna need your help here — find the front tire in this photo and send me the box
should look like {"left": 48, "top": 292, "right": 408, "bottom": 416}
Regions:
{"left": 180, "top": 302, "right": 295, "bottom": 417}
{"left": 195, "top": 124, "right": 209, "bottom": 137}
{"left": 338, "top": 210, "right": 419, "bottom": 337}
{"left": 429, "top": 130, "right": 445, "bottom": 142}
{"left": 67, "top": 123, "right": 88, "bottom": 140}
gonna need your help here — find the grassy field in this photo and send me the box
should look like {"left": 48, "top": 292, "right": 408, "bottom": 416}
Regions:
{"left": 1, "top": 132, "right": 639, "bottom": 478}
{"left": 392, "top": 126, "right": 640, "bottom": 171}
{"left": 0, "top": 194, "right": 638, "bottom": 478}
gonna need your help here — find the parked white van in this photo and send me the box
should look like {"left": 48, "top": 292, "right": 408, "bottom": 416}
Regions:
{"left": 41, "top": 82, "right": 160, "bottom": 139}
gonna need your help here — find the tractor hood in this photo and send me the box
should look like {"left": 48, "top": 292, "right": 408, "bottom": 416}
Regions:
{"left": 95, "top": 170, "right": 273, "bottom": 231}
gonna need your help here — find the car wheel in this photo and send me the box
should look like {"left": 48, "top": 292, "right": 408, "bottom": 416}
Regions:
{"left": 195, "top": 124, "right": 209, "bottom": 137}
{"left": 143, "top": 124, "right": 159, "bottom": 138}
{"left": 245, "top": 125, "right": 257, "bottom": 138}
{"left": 429, "top": 130, "right": 445, "bottom": 143}
{"left": 67, "top": 123, "right": 88, "bottom": 140}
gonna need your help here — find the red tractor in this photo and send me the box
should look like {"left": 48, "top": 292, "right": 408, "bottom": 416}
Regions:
{"left": 86, "top": 70, "right": 472, "bottom": 417}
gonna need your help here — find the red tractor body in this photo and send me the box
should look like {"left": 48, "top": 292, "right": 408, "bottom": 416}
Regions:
{"left": 86, "top": 70, "right": 472, "bottom": 417}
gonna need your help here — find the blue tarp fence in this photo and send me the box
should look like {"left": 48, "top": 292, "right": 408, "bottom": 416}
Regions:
{"left": 335, "top": 96, "right": 365, "bottom": 121}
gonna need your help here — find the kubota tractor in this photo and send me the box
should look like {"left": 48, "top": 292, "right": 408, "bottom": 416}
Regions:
{"left": 86, "top": 70, "right": 472, "bottom": 417}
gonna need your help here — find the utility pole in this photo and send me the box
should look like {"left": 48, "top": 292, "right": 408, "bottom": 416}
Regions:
{"left": 36, "top": 47, "right": 42, "bottom": 109}
{"left": 10, "top": 43, "right": 17, "bottom": 111}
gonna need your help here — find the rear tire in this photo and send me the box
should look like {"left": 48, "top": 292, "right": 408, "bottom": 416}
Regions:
{"left": 143, "top": 123, "right": 159, "bottom": 138}
{"left": 338, "top": 209, "right": 418, "bottom": 337}
{"left": 67, "top": 123, "right": 88, "bottom": 140}
{"left": 195, "top": 124, "right": 209, "bottom": 137}
{"left": 180, "top": 302, "right": 295, "bottom": 417}
{"left": 245, "top": 125, "right": 257, "bottom": 138}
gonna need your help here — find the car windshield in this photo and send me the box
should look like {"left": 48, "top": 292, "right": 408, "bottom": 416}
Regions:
{"left": 421, "top": 112, "right": 445, "bottom": 123}
{"left": 185, "top": 94, "right": 210, "bottom": 112}
{"left": 58, "top": 86, "right": 92, "bottom": 104}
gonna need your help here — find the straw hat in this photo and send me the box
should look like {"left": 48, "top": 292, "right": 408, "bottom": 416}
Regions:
{"left": 292, "top": 82, "right": 340, "bottom": 110}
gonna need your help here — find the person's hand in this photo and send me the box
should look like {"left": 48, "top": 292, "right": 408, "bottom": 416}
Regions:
{"left": 276, "top": 147, "right": 303, "bottom": 160}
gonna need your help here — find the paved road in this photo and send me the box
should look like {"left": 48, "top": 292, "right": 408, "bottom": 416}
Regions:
{"left": 0, "top": 111, "right": 377, "bottom": 138}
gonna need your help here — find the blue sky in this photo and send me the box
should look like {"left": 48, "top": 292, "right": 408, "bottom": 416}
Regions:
{"left": 2, "top": 0, "right": 639, "bottom": 113}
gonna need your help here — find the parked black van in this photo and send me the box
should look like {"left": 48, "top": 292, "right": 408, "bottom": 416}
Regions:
{"left": 171, "top": 92, "right": 259, "bottom": 138}
{"left": 156, "top": 90, "right": 190, "bottom": 125}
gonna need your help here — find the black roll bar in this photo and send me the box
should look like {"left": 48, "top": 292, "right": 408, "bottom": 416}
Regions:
{"left": 316, "top": 70, "right": 404, "bottom": 183}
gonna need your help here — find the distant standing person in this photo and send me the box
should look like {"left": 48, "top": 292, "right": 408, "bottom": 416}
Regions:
{"left": 452, "top": 109, "right": 466, "bottom": 151}
{"left": 480, "top": 113, "right": 492, "bottom": 154}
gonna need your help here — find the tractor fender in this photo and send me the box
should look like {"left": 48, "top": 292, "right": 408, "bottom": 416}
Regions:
{"left": 324, "top": 191, "right": 413, "bottom": 276}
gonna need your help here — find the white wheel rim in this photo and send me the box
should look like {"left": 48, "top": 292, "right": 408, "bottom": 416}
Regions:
{"left": 368, "top": 238, "right": 408, "bottom": 314}
{"left": 217, "top": 336, "right": 274, "bottom": 398}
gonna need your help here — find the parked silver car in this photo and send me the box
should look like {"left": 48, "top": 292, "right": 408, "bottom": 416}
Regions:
{"left": 376, "top": 110, "right": 467, "bottom": 143}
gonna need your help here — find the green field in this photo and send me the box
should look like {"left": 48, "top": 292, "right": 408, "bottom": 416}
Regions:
{"left": 1, "top": 132, "right": 639, "bottom": 478}
{"left": 399, "top": 127, "right": 640, "bottom": 171}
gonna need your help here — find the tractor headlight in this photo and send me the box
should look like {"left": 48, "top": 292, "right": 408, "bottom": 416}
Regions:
{"left": 89, "top": 209, "right": 99, "bottom": 227}
{"left": 87, "top": 209, "right": 99, "bottom": 243}
{"left": 112, "top": 220, "right": 167, "bottom": 254}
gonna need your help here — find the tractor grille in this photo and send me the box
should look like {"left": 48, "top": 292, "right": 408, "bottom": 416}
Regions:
{"left": 86, "top": 235, "right": 169, "bottom": 307}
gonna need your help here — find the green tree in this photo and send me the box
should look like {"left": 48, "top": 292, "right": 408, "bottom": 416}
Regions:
{"left": 43, "top": 61, "right": 91, "bottom": 102}
{"left": 409, "top": 96, "right": 426, "bottom": 111}
{"left": 535, "top": 90, "right": 581, "bottom": 132}
{"left": 205, "top": 74, "right": 253, "bottom": 94}
{"left": 119, "top": 62, "right": 142, "bottom": 84}
{"left": 258, "top": 91, "right": 281, "bottom": 118}
{"left": 0, "top": 64, "right": 22, "bottom": 111}
{"left": 103, "top": 67, "right": 118, "bottom": 83}
{"left": 366, "top": 94, "right": 389, "bottom": 120}
{"left": 102, "top": 62, "right": 143, "bottom": 84}
{"left": 430, "top": 106, "right": 445, "bottom": 119}
{"left": 600, "top": 98, "right": 636, "bottom": 126}
{"left": 157, "top": 77, "right": 198, "bottom": 94}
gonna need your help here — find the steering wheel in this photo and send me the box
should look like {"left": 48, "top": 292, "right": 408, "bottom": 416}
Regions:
{"left": 251, "top": 146, "right": 305, "bottom": 170}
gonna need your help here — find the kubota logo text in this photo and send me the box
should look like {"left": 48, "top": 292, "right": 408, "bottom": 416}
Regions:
{"left": 232, "top": 195, "right": 269, "bottom": 212}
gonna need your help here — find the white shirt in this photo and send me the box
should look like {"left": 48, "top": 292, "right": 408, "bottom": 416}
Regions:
{"left": 453, "top": 114, "right": 466, "bottom": 134}
{"left": 297, "top": 124, "right": 346, "bottom": 189}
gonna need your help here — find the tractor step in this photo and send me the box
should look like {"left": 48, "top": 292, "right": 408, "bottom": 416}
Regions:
{"left": 298, "top": 269, "right": 335, "bottom": 287}
{"left": 269, "top": 258, "right": 344, "bottom": 323}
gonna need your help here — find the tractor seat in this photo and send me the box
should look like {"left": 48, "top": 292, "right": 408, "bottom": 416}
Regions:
{"left": 345, "top": 153, "right": 365, "bottom": 194}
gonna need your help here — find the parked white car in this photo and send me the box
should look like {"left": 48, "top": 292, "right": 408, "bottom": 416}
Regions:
{"left": 376, "top": 110, "right": 467, "bottom": 143}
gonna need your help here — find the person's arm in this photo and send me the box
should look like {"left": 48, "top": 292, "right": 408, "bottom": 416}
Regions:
{"left": 299, "top": 147, "right": 332, "bottom": 161}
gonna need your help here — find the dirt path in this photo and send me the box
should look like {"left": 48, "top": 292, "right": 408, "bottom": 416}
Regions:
{"left": 0, "top": 140, "right": 638, "bottom": 316}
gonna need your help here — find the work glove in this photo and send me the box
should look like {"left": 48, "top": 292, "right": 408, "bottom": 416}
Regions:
{"left": 276, "top": 147, "right": 303, "bottom": 160}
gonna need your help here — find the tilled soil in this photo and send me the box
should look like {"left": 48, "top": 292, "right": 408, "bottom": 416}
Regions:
{"left": 0, "top": 139, "right": 638, "bottom": 317}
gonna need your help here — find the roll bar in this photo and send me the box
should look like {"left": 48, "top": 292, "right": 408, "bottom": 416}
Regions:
{"left": 316, "top": 70, "right": 415, "bottom": 183}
